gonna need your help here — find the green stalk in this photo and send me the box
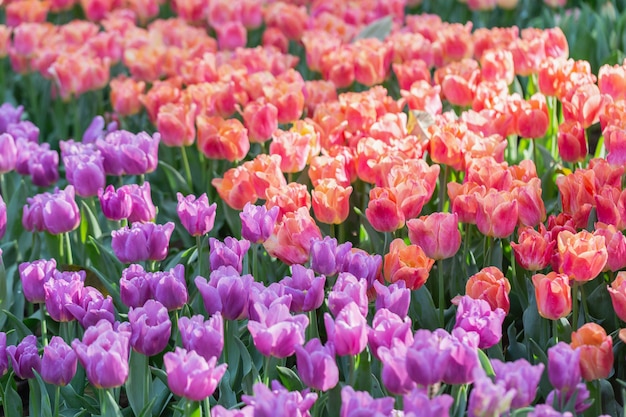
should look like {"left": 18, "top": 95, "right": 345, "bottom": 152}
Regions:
{"left": 196, "top": 235, "right": 204, "bottom": 278}
{"left": 553, "top": 319, "right": 559, "bottom": 343}
{"left": 348, "top": 354, "right": 357, "bottom": 387}
{"left": 438, "top": 259, "right": 445, "bottom": 328}
{"left": 438, "top": 165, "right": 449, "bottom": 213}
{"left": 0, "top": 173, "right": 6, "bottom": 199}
{"left": 462, "top": 223, "right": 471, "bottom": 275}
{"left": 73, "top": 95, "right": 82, "bottom": 140}
{"left": 53, "top": 385, "right": 60, "bottom": 417}
{"left": 39, "top": 303, "right": 48, "bottom": 346}
{"left": 308, "top": 309, "right": 319, "bottom": 341}
{"left": 252, "top": 243, "right": 259, "bottom": 283}
{"left": 203, "top": 397, "right": 211, "bottom": 417}
{"left": 572, "top": 281, "right": 580, "bottom": 331}
{"left": 263, "top": 355, "right": 271, "bottom": 385}
{"left": 181, "top": 146, "right": 193, "bottom": 192}
{"left": 65, "top": 232, "right": 73, "bottom": 265}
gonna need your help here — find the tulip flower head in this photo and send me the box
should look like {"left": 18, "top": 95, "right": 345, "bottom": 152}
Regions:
{"left": 163, "top": 347, "right": 227, "bottom": 401}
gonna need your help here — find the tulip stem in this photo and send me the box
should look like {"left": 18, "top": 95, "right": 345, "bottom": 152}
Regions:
{"left": 252, "top": 243, "right": 259, "bottom": 283}
{"left": 572, "top": 281, "right": 580, "bottom": 331}
{"left": 552, "top": 319, "right": 559, "bottom": 343}
{"left": 263, "top": 355, "right": 271, "bottom": 385}
{"left": 348, "top": 354, "right": 357, "bottom": 387}
{"left": 203, "top": 397, "right": 211, "bottom": 417}
{"left": 53, "top": 385, "right": 60, "bottom": 417}
{"left": 181, "top": 146, "right": 193, "bottom": 192}
{"left": 308, "top": 309, "right": 319, "bottom": 341}
{"left": 438, "top": 259, "right": 445, "bottom": 328}
{"left": 39, "top": 303, "right": 48, "bottom": 346}
{"left": 0, "top": 173, "right": 6, "bottom": 198}
{"left": 65, "top": 232, "right": 73, "bottom": 266}
{"left": 73, "top": 95, "right": 82, "bottom": 141}
{"left": 462, "top": 223, "right": 471, "bottom": 275}
{"left": 438, "top": 165, "right": 449, "bottom": 213}
{"left": 196, "top": 235, "right": 203, "bottom": 278}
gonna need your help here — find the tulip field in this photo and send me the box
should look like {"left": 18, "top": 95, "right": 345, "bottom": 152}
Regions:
{"left": 3, "top": 0, "right": 626, "bottom": 415}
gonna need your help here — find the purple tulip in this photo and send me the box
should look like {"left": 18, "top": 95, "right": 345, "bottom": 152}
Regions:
{"left": 339, "top": 386, "right": 394, "bottom": 417}
{"left": 6, "top": 120, "right": 38, "bottom": 143}
{"left": 404, "top": 388, "right": 454, "bottom": 417}
{"left": 176, "top": 193, "right": 217, "bottom": 237}
{"left": 378, "top": 338, "right": 416, "bottom": 395}
{"left": 98, "top": 185, "right": 133, "bottom": 221}
{"left": 468, "top": 376, "right": 516, "bottom": 417}
{"left": 248, "top": 299, "right": 308, "bottom": 358}
{"left": 212, "top": 405, "right": 254, "bottom": 417}
{"left": 22, "top": 186, "right": 81, "bottom": 235}
{"left": 60, "top": 139, "right": 95, "bottom": 157}
{"left": 82, "top": 116, "right": 106, "bottom": 144}
{"left": 242, "top": 381, "right": 317, "bottom": 417}
{"left": 126, "top": 182, "right": 156, "bottom": 224}
{"left": 442, "top": 328, "right": 481, "bottom": 385}
{"left": 545, "top": 383, "right": 591, "bottom": 414}
{"left": 373, "top": 280, "right": 410, "bottom": 318}
{"left": 43, "top": 270, "right": 85, "bottom": 322}
{"left": 151, "top": 264, "right": 188, "bottom": 311}
{"left": 339, "top": 249, "right": 382, "bottom": 288}
{"left": 96, "top": 130, "right": 160, "bottom": 176}
{"left": 111, "top": 222, "right": 175, "bottom": 263}
{"left": 0, "top": 103, "right": 23, "bottom": 133}
{"left": 15, "top": 140, "right": 38, "bottom": 175}
{"left": 367, "top": 308, "right": 413, "bottom": 360}
{"left": 19, "top": 259, "right": 57, "bottom": 304}
{"left": 63, "top": 152, "right": 106, "bottom": 198}
{"left": 41, "top": 336, "right": 77, "bottom": 386}
{"left": 324, "top": 301, "right": 368, "bottom": 356}
{"left": 453, "top": 295, "right": 505, "bottom": 349}
{"left": 195, "top": 266, "right": 253, "bottom": 320}
{"left": 66, "top": 286, "right": 116, "bottom": 329}
{"left": 327, "top": 272, "right": 368, "bottom": 317}
{"left": 309, "top": 237, "right": 352, "bottom": 276}
{"left": 492, "top": 358, "right": 545, "bottom": 408}
{"left": 28, "top": 144, "right": 59, "bottom": 187}
{"left": 7, "top": 335, "right": 41, "bottom": 380}
{"left": 0, "top": 133, "right": 17, "bottom": 173}
{"left": 178, "top": 313, "right": 224, "bottom": 362}
{"left": 120, "top": 264, "right": 152, "bottom": 308}
{"left": 240, "top": 203, "right": 279, "bottom": 244}
{"left": 405, "top": 329, "right": 450, "bottom": 387}
{"left": 0, "top": 332, "right": 7, "bottom": 377}
{"left": 248, "top": 283, "right": 287, "bottom": 321}
{"left": 72, "top": 319, "right": 131, "bottom": 388}
{"left": 547, "top": 342, "right": 581, "bottom": 394}
{"left": 126, "top": 300, "right": 171, "bottom": 356}
{"left": 209, "top": 237, "right": 250, "bottom": 274}
{"left": 295, "top": 338, "right": 338, "bottom": 392}
{"left": 280, "top": 265, "right": 325, "bottom": 313}
{"left": 163, "top": 347, "right": 227, "bottom": 401}
{"left": 0, "top": 194, "right": 5, "bottom": 240}
{"left": 529, "top": 404, "right": 574, "bottom": 417}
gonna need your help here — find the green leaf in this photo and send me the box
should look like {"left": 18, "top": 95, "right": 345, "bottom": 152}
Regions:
{"left": 99, "top": 388, "right": 124, "bottom": 417}
{"left": 477, "top": 349, "right": 495, "bottom": 378}
{"left": 277, "top": 366, "right": 304, "bottom": 391}
{"left": 353, "top": 350, "right": 372, "bottom": 393}
{"left": 4, "top": 309, "right": 32, "bottom": 339}
{"left": 353, "top": 16, "right": 392, "bottom": 42}
{"left": 81, "top": 200, "right": 102, "bottom": 240}
{"left": 410, "top": 286, "right": 438, "bottom": 331}
{"left": 31, "top": 372, "right": 53, "bottom": 417}
{"left": 158, "top": 160, "right": 192, "bottom": 195}
{"left": 3, "top": 375, "right": 23, "bottom": 417}
{"left": 126, "top": 351, "right": 150, "bottom": 417}
{"left": 450, "top": 384, "right": 468, "bottom": 417}
{"left": 60, "top": 384, "right": 99, "bottom": 415}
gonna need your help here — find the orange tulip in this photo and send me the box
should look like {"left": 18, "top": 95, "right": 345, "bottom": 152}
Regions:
{"left": 263, "top": 207, "right": 322, "bottom": 266}
{"left": 599, "top": 61, "right": 626, "bottom": 102}
{"left": 467, "top": 266, "right": 511, "bottom": 313}
{"left": 562, "top": 83, "right": 611, "bottom": 129}
{"left": 312, "top": 179, "right": 352, "bottom": 225}
{"left": 532, "top": 271, "right": 571, "bottom": 320}
{"left": 511, "top": 225, "right": 555, "bottom": 271}
{"left": 557, "top": 230, "right": 608, "bottom": 282}
{"left": 270, "top": 127, "right": 317, "bottom": 174}
{"left": 109, "top": 75, "right": 145, "bottom": 117}
{"left": 211, "top": 166, "right": 257, "bottom": 211}
{"left": 608, "top": 271, "right": 626, "bottom": 322}
{"left": 353, "top": 38, "right": 392, "bottom": 87}
{"left": 383, "top": 238, "right": 434, "bottom": 291}
{"left": 197, "top": 115, "right": 249, "bottom": 162}
{"left": 265, "top": 183, "right": 311, "bottom": 221}
{"left": 570, "top": 323, "right": 614, "bottom": 381}
{"left": 516, "top": 94, "right": 550, "bottom": 139}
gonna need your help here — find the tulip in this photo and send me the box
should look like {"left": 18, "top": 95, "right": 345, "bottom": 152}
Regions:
{"left": 403, "top": 389, "right": 454, "bottom": 417}
{"left": 513, "top": 178, "right": 546, "bottom": 228}
{"left": 41, "top": 336, "right": 77, "bottom": 386}
{"left": 295, "top": 339, "right": 338, "bottom": 392}
{"left": 96, "top": 130, "right": 160, "bottom": 176}
{"left": 466, "top": 266, "right": 511, "bottom": 313}
{"left": 242, "top": 381, "right": 317, "bottom": 417}
{"left": 23, "top": 186, "right": 81, "bottom": 235}
{"left": 28, "top": 144, "right": 59, "bottom": 187}
{"left": 608, "top": 271, "right": 626, "bottom": 322}
{"left": 156, "top": 101, "right": 196, "bottom": 148}
{"left": 405, "top": 329, "right": 450, "bottom": 387}
{"left": 0, "top": 103, "right": 23, "bottom": 132}
{"left": 558, "top": 120, "right": 587, "bottom": 163}
{"left": 239, "top": 203, "right": 279, "bottom": 244}
{"left": 126, "top": 300, "right": 171, "bottom": 356}
{"left": 557, "top": 230, "right": 608, "bottom": 281}
{"left": 63, "top": 152, "right": 106, "bottom": 198}
{"left": 111, "top": 222, "right": 175, "bottom": 263}
{"left": 243, "top": 99, "right": 278, "bottom": 143}
{"left": 98, "top": 185, "right": 133, "bottom": 221}
{"left": 383, "top": 238, "right": 434, "bottom": 291}
{"left": 467, "top": 376, "right": 515, "bottom": 417}
{"left": 163, "top": 347, "right": 227, "bottom": 401}
{"left": 378, "top": 339, "right": 416, "bottom": 395}
{"left": 548, "top": 342, "right": 581, "bottom": 393}
{"left": 0, "top": 133, "right": 17, "bottom": 173}
{"left": 532, "top": 272, "right": 572, "bottom": 320}
{"left": 178, "top": 313, "right": 224, "bottom": 362}
{"left": 125, "top": 182, "right": 157, "bottom": 224}
{"left": 109, "top": 75, "right": 145, "bottom": 117}
{"left": 66, "top": 286, "right": 116, "bottom": 328}
{"left": 373, "top": 281, "right": 410, "bottom": 318}
{"left": 195, "top": 266, "right": 253, "bottom": 320}
{"left": 407, "top": 212, "right": 461, "bottom": 260}
{"left": 475, "top": 189, "right": 518, "bottom": 238}
{"left": 0, "top": 332, "right": 7, "bottom": 377}
{"left": 197, "top": 115, "right": 249, "bottom": 162}
{"left": 248, "top": 301, "right": 308, "bottom": 358}
{"left": 280, "top": 265, "right": 325, "bottom": 313}
{"left": 263, "top": 207, "right": 322, "bottom": 266}
{"left": 6, "top": 120, "right": 38, "bottom": 143}
{"left": 454, "top": 296, "right": 506, "bottom": 349}
{"left": 312, "top": 179, "right": 352, "bottom": 225}
{"left": 442, "top": 329, "right": 481, "bottom": 385}
{"left": 324, "top": 302, "right": 368, "bottom": 356}
{"left": 594, "top": 223, "right": 626, "bottom": 272}
{"left": 18, "top": 258, "right": 56, "bottom": 304}
{"left": 491, "top": 359, "right": 545, "bottom": 408}
{"left": 176, "top": 193, "right": 217, "bottom": 237}
{"left": 309, "top": 237, "right": 352, "bottom": 277}
{"left": 511, "top": 225, "right": 555, "bottom": 271}
{"left": 43, "top": 270, "right": 85, "bottom": 322}
{"left": 7, "top": 335, "right": 41, "bottom": 379}
{"left": 339, "top": 386, "right": 395, "bottom": 417}
{"left": 327, "top": 273, "right": 368, "bottom": 317}
{"left": 365, "top": 187, "right": 405, "bottom": 233}
{"left": 570, "top": 323, "right": 614, "bottom": 381}
{"left": 150, "top": 264, "right": 188, "bottom": 311}
{"left": 367, "top": 309, "right": 413, "bottom": 360}
{"left": 120, "top": 264, "right": 152, "bottom": 308}
{"left": 545, "top": 383, "right": 591, "bottom": 415}
{"left": 339, "top": 248, "right": 382, "bottom": 288}
{"left": 209, "top": 237, "right": 250, "bottom": 274}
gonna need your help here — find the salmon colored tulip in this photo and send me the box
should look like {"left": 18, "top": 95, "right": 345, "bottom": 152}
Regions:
{"left": 383, "top": 239, "right": 434, "bottom": 291}
{"left": 407, "top": 212, "right": 461, "bottom": 260}
{"left": 109, "top": 75, "right": 145, "bottom": 117}
{"left": 599, "top": 61, "right": 626, "bottom": 102}
{"left": 466, "top": 266, "right": 511, "bottom": 313}
{"left": 365, "top": 187, "right": 405, "bottom": 233}
{"left": 265, "top": 183, "right": 311, "bottom": 221}
{"left": 511, "top": 225, "right": 555, "bottom": 271}
{"left": 594, "top": 223, "right": 626, "bottom": 272}
{"left": 448, "top": 182, "right": 486, "bottom": 225}
{"left": 480, "top": 49, "right": 515, "bottom": 86}
{"left": 312, "top": 179, "right": 352, "bottom": 225}
{"left": 475, "top": 189, "right": 518, "bottom": 238}
{"left": 157, "top": 102, "right": 196, "bottom": 148}
{"left": 562, "top": 83, "right": 611, "bottom": 129}
{"left": 608, "top": 271, "right": 626, "bottom": 322}
{"left": 570, "top": 323, "right": 614, "bottom": 381}
{"left": 512, "top": 177, "right": 546, "bottom": 228}
{"left": 263, "top": 207, "right": 322, "bottom": 266}
{"left": 308, "top": 155, "right": 351, "bottom": 188}
{"left": 516, "top": 94, "right": 549, "bottom": 139}
{"left": 393, "top": 59, "right": 431, "bottom": 91}
{"left": 270, "top": 129, "right": 315, "bottom": 174}
{"left": 242, "top": 99, "right": 278, "bottom": 144}
{"left": 557, "top": 120, "right": 587, "bottom": 163}
{"left": 531, "top": 272, "right": 571, "bottom": 320}
{"left": 211, "top": 166, "right": 257, "bottom": 211}
{"left": 197, "top": 115, "right": 249, "bottom": 162}
{"left": 557, "top": 230, "right": 608, "bottom": 282}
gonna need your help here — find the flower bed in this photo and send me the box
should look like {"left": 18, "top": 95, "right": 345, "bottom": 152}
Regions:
{"left": 0, "top": 0, "right": 625, "bottom": 416}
